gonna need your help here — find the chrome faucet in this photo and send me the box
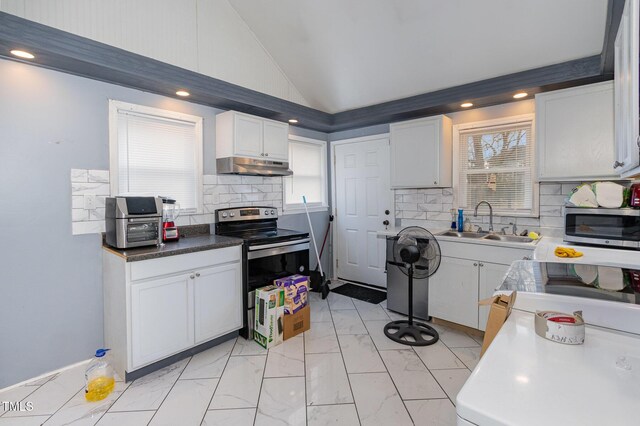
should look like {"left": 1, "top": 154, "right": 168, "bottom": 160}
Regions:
{"left": 474, "top": 200, "right": 494, "bottom": 232}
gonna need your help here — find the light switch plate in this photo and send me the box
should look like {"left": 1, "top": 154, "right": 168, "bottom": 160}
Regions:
{"left": 84, "top": 194, "right": 97, "bottom": 210}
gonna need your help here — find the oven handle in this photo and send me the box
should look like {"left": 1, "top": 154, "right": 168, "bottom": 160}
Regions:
{"left": 247, "top": 241, "right": 310, "bottom": 260}
{"left": 247, "top": 238, "right": 310, "bottom": 251}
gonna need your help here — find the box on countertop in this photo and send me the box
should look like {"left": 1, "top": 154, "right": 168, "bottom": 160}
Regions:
{"left": 274, "top": 274, "right": 309, "bottom": 314}
{"left": 254, "top": 285, "right": 284, "bottom": 349}
{"left": 283, "top": 305, "right": 310, "bottom": 340}
{"left": 479, "top": 292, "right": 517, "bottom": 357}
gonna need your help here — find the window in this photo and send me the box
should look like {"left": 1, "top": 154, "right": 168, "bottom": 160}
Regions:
{"left": 283, "top": 136, "right": 328, "bottom": 213}
{"left": 109, "top": 100, "right": 203, "bottom": 213}
{"left": 454, "top": 114, "right": 538, "bottom": 216}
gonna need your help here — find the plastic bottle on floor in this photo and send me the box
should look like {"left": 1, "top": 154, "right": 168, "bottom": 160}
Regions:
{"left": 85, "top": 349, "right": 115, "bottom": 402}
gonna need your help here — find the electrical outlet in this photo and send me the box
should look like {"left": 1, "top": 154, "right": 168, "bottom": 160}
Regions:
{"left": 84, "top": 194, "right": 97, "bottom": 210}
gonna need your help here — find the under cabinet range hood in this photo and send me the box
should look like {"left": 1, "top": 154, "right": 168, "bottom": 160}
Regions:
{"left": 216, "top": 156, "right": 293, "bottom": 176}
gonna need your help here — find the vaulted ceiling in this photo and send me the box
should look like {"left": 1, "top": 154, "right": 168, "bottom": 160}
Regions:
{"left": 228, "top": 0, "right": 608, "bottom": 113}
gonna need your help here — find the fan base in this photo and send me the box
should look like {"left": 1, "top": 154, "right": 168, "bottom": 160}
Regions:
{"left": 383, "top": 320, "right": 439, "bottom": 346}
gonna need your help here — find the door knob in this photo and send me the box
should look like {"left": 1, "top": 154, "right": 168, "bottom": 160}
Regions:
{"left": 385, "top": 210, "right": 390, "bottom": 215}
{"left": 190, "top": 274, "right": 195, "bottom": 279}
{"left": 195, "top": 272, "right": 201, "bottom": 277}
{"left": 383, "top": 220, "right": 390, "bottom": 226}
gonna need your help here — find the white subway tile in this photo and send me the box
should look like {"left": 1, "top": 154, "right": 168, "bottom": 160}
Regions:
{"left": 401, "top": 211, "right": 427, "bottom": 220}
{"left": 417, "top": 203, "right": 441, "bottom": 212}
{"left": 217, "top": 175, "right": 243, "bottom": 185}
{"left": 540, "top": 194, "right": 567, "bottom": 206}
{"left": 72, "top": 209, "right": 88, "bottom": 221}
{"left": 427, "top": 212, "right": 451, "bottom": 221}
{"left": 395, "top": 189, "right": 417, "bottom": 195}
{"left": 70, "top": 169, "right": 88, "bottom": 182}
{"left": 402, "top": 194, "right": 425, "bottom": 203}
{"left": 89, "top": 208, "right": 106, "bottom": 221}
{"left": 71, "top": 182, "right": 110, "bottom": 196}
{"left": 540, "top": 205, "right": 562, "bottom": 217}
{"left": 242, "top": 193, "right": 267, "bottom": 202}
{"left": 241, "top": 176, "right": 263, "bottom": 184}
{"left": 539, "top": 183, "right": 562, "bottom": 195}
{"left": 442, "top": 188, "right": 454, "bottom": 196}
{"left": 72, "top": 196, "right": 84, "bottom": 209}
{"left": 252, "top": 185, "right": 272, "bottom": 193}
{"left": 397, "top": 202, "right": 418, "bottom": 211}
{"left": 88, "top": 170, "right": 109, "bottom": 183}
{"left": 220, "top": 193, "right": 242, "bottom": 203}
{"left": 190, "top": 214, "right": 216, "bottom": 225}
{"left": 540, "top": 216, "right": 564, "bottom": 228}
{"left": 229, "top": 185, "right": 253, "bottom": 194}
{"left": 203, "top": 175, "right": 217, "bottom": 185}
{"left": 271, "top": 184, "right": 283, "bottom": 193}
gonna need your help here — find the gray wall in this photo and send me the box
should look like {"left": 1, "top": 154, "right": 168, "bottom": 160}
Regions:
{"left": 0, "top": 58, "right": 329, "bottom": 387}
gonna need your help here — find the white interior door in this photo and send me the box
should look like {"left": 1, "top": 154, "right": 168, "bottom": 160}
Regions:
{"left": 334, "top": 137, "right": 393, "bottom": 287}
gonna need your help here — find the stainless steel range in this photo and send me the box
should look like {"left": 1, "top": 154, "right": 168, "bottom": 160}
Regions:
{"left": 215, "top": 206, "right": 310, "bottom": 339}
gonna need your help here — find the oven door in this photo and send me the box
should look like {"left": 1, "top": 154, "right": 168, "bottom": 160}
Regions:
{"left": 564, "top": 208, "right": 640, "bottom": 248}
{"left": 244, "top": 239, "right": 310, "bottom": 337}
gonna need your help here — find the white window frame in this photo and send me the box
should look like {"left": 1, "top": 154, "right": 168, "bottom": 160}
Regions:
{"left": 282, "top": 135, "right": 329, "bottom": 215}
{"left": 108, "top": 100, "right": 204, "bottom": 214}
{"left": 453, "top": 113, "right": 539, "bottom": 217}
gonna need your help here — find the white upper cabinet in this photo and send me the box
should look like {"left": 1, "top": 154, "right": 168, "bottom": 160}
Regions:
{"left": 390, "top": 115, "right": 452, "bottom": 188}
{"left": 216, "top": 111, "right": 289, "bottom": 161}
{"left": 536, "top": 82, "right": 616, "bottom": 181}
{"left": 614, "top": 0, "right": 640, "bottom": 177}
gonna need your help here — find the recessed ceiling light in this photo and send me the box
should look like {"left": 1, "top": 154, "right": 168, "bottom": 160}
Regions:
{"left": 288, "top": 119, "right": 299, "bottom": 124}
{"left": 513, "top": 92, "right": 528, "bottom": 99}
{"left": 10, "top": 50, "right": 35, "bottom": 59}
{"left": 460, "top": 102, "right": 473, "bottom": 108}
{"left": 175, "top": 90, "right": 190, "bottom": 97}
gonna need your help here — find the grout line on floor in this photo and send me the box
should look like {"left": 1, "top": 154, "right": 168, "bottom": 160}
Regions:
{"left": 145, "top": 356, "right": 189, "bottom": 425}
{"left": 352, "top": 304, "right": 413, "bottom": 424}
{"left": 252, "top": 339, "right": 269, "bottom": 425}
{"left": 203, "top": 337, "right": 238, "bottom": 414}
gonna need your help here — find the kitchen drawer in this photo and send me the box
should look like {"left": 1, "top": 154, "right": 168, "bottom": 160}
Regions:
{"left": 130, "top": 246, "right": 241, "bottom": 282}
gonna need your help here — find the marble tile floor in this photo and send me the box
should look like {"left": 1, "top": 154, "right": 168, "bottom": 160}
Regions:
{"left": 0, "top": 292, "right": 481, "bottom": 425}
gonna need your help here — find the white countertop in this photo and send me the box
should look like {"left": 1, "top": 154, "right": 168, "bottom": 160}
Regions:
{"left": 457, "top": 302, "right": 640, "bottom": 426}
{"left": 534, "top": 237, "right": 640, "bottom": 268}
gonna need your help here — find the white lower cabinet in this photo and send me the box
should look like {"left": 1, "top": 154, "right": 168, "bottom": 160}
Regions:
{"left": 104, "top": 245, "right": 243, "bottom": 379}
{"left": 194, "top": 263, "right": 243, "bottom": 344}
{"left": 429, "top": 257, "right": 479, "bottom": 329}
{"left": 478, "top": 262, "right": 510, "bottom": 332}
{"left": 428, "top": 241, "right": 533, "bottom": 331}
{"left": 131, "top": 275, "right": 194, "bottom": 368}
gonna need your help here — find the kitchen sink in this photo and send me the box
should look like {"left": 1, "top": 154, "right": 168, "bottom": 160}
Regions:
{"left": 437, "top": 230, "right": 534, "bottom": 244}
{"left": 438, "top": 231, "right": 487, "bottom": 239}
{"left": 482, "top": 234, "right": 533, "bottom": 243}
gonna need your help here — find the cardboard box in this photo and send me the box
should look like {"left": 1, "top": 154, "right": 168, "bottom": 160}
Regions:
{"left": 283, "top": 304, "right": 310, "bottom": 340}
{"left": 254, "top": 285, "right": 284, "bottom": 349}
{"left": 479, "top": 292, "right": 517, "bottom": 357}
{"left": 274, "top": 274, "right": 309, "bottom": 314}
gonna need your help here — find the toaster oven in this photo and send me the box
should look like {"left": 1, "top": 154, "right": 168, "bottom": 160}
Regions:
{"left": 564, "top": 207, "right": 640, "bottom": 249}
{"left": 105, "top": 197, "right": 163, "bottom": 249}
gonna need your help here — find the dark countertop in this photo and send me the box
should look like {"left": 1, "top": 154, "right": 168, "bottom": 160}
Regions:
{"left": 103, "top": 225, "right": 243, "bottom": 262}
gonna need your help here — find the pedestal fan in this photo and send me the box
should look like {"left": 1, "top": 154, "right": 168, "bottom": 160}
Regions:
{"left": 384, "top": 226, "right": 441, "bottom": 346}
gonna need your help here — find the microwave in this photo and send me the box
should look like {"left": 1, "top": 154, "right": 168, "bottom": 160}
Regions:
{"left": 564, "top": 207, "right": 640, "bottom": 249}
{"left": 105, "top": 197, "right": 163, "bottom": 249}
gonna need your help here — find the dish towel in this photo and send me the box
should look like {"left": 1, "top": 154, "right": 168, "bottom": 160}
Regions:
{"left": 554, "top": 246, "right": 583, "bottom": 258}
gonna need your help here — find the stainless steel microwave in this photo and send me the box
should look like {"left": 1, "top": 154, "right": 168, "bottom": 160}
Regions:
{"left": 564, "top": 207, "right": 640, "bottom": 249}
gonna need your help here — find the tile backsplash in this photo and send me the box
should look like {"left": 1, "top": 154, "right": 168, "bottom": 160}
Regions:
{"left": 395, "top": 182, "right": 583, "bottom": 238}
{"left": 70, "top": 169, "right": 283, "bottom": 235}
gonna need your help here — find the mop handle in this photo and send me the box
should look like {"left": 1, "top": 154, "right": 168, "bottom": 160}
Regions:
{"left": 303, "top": 196, "right": 324, "bottom": 276}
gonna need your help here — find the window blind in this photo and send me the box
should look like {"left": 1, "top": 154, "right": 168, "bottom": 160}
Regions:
{"left": 458, "top": 121, "right": 535, "bottom": 214}
{"left": 116, "top": 110, "right": 199, "bottom": 211}
{"left": 284, "top": 140, "right": 327, "bottom": 208}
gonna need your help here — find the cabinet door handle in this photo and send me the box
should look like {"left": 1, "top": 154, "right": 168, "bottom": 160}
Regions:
{"left": 613, "top": 160, "right": 625, "bottom": 168}
{"left": 473, "top": 263, "right": 478, "bottom": 266}
{"left": 265, "top": 153, "right": 269, "bottom": 157}
{"left": 479, "top": 263, "right": 484, "bottom": 267}
{"left": 637, "top": 135, "right": 640, "bottom": 148}
{"left": 190, "top": 274, "right": 195, "bottom": 279}
{"left": 195, "top": 272, "right": 201, "bottom": 277}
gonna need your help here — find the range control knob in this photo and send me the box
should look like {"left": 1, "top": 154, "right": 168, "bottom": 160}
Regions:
{"left": 229, "top": 212, "right": 235, "bottom": 217}
{"left": 222, "top": 212, "right": 228, "bottom": 218}
{"left": 264, "top": 210, "right": 270, "bottom": 215}
{"left": 270, "top": 209, "right": 275, "bottom": 215}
